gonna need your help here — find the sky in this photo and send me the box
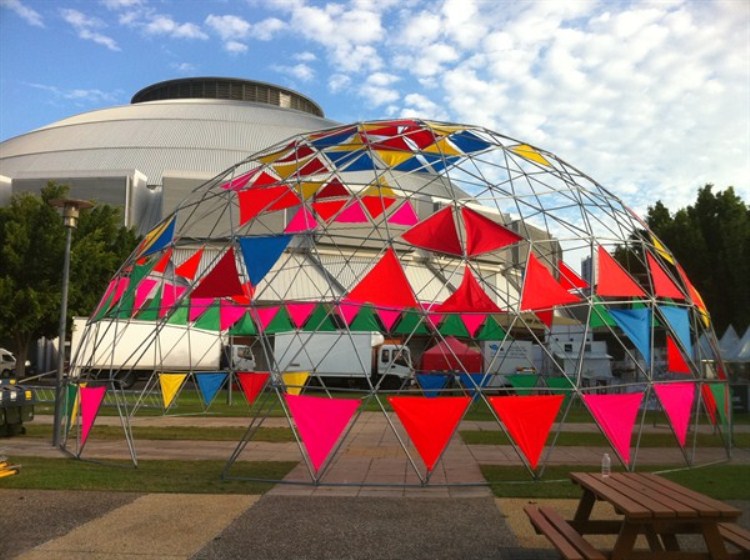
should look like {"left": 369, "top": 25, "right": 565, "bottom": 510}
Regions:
{"left": 1, "top": 0, "right": 748, "bottom": 216}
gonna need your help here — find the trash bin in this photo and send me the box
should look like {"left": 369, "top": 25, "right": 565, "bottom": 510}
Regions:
{"left": 0, "top": 379, "right": 35, "bottom": 437}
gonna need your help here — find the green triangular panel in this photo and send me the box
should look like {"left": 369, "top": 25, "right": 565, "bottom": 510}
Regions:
{"left": 167, "top": 304, "right": 189, "bottom": 326}
{"left": 508, "top": 374, "right": 539, "bottom": 395}
{"left": 303, "top": 304, "right": 337, "bottom": 332}
{"left": 394, "top": 309, "right": 430, "bottom": 335}
{"left": 589, "top": 300, "right": 617, "bottom": 328}
{"left": 438, "top": 314, "right": 470, "bottom": 337}
{"left": 265, "top": 307, "right": 294, "bottom": 334}
{"left": 194, "top": 302, "right": 221, "bottom": 331}
{"left": 65, "top": 383, "right": 78, "bottom": 435}
{"left": 114, "top": 260, "right": 158, "bottom": 318}
{"left": 136, "top": 286, "right": 162, "bottom": 321}
{"left": 93, "top": 291, "right": 116, "bottom": 321}
{"left": 710, "top": 383, "right": 729, "bottom": 427}
{"left": 475, "top": 316, "right": 507, "bottom": 341}
{"left": 350, "top": 305, "right": 382, "bottom": 332}
{"left": 544, "top": 376, "right": 574, "bottom": 403}
{"left": 229, "top": 312, "right": 257, "bottom": 335}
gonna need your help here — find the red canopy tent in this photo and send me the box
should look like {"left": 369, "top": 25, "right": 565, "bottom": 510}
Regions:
{"left": 420, "top": 336, "right": 483, "bottom": 372}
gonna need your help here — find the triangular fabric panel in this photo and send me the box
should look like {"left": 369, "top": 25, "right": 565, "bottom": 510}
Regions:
{"left": 416, "top": 374, "right": 450, "bottom": 398}
{"left": 460, "top": 314, "right": 486, "bottom": 337}
{"left": 558, "top": 261, "right": 589, "bottom": 290}
{"left": 438, "top": 266, "right": 503, "bottom": 313}
{"left": 394, "top": 309, "right": 430, "bottom": 335}
{"left": 220, "top": 303, "right": 247, "bottom": 331}
{"left": 337, "top": 302, "right": 360, "bottom": 325}
{"left": 136, "top": 285, "right": 162, "bottom": 321}
{"left": 194, "top": 302, "right": 221, "bottom": 331}
{"left": 286, "top": 303, "right": 317, "bottom": 328}
{"left": 195, "top": 372, "right": 228, "bottom": 407}
{"left": 387, "top": 396, "right": 470, "bottom": 472}
{"left": 345, "top": 248, "right": 419, "bottom": 308}
{"left": 312, "top": 199, "right": 346, "bottom": 221}
{"left": 264, "top": 306, "right": 294, "bottom": 334}
{"left": 285, "top": 207, "right": 318, "bottom": 233}
{"left": 159, "top": 372, "right": 188, "bottom": 409}
{"left": 228, "top": 312, "right": 257, "bottom": 335}
{"left": 255, "top": 306, "right": 280, "bottom": 331}
{"left": 582, "top": 393, "right": 643, "bottom": 465}
{"left": 134, "top": 278, "right": 158, "bottom": 312}
{"left": 647, "top": 253, "right": 684, "bottom": 300}
{"left": 653, "top": 383, "right": 695, "bottom": 447}
{"left": 596, "top": 246, "right": 646, "bottom": 297}
{"left": 521, "top": 254, "right": 581, "bottom": 310}
{"left": 387, "top": 201, "right": 420, "bottom": 226}
{"left": 667, "top": 335, "right": 691, "bottom": 374}
{"left": 285, "top": 394, "right": 360, "bottom": 472}
{"left": 237, "top": 371, "right": 269, "bottom": 405}
{"left": 189, "top": 298, "right": 214, "bottom": 322}
{"left": 160, "top": 283, "right": 186, "bottom": 318}
{"left": 238, "top": 185, "right": 300, "bottom": 225}
{"left": 461, "top": 207, "right": 523, "bottom": 257}
{"left": 303, "top": 304, "right": 338, "bottom": 331}
{"left": 361, "top": 195, "right": 395, "bottom": 219}
{"left": 659, "top": 305, "right": 693, "bottom": 358}
{"left": 458, "top": 373, "right": 490, "bottom": 398}
{"left": 65, "top": 383, "right": 80, "bottom": 436}
{"left": 402, "top": 206, "right": 462, "bottom": 256}
{"left": 489, "top": 395, "right": 563, "bottom": 469}
{"left": 376, "top": 308, "right": 402, "bottom": 331}
{"left": 508, "top": 374, "right": 540, "bottom": 395}
{"left": 610, "top": 308, "right": 652, "bottom": 364}
{"left": 238, "top": 235, "right": 292, "bottom": 286}
{"left": 349, "top": 305, "right": 382, "bottom": 332}
{"left": 175, "top": 247, "right": 204, "bottom": 280}
{"left": 701, "top": 384, "right": 718, "bottom": 426}
{"left": 709, "top": 383, "right": 729, "bottom": 427}
{"left": 79, "top": 385, "right": 107, "bottom": 448}
{"left": 334, "top": 200, "right": 370, "bottom": 223}
{"left": 283, "top": 371, "right": 310, "bottom": 396}
{"left": 153, "top": 247, "right": 172, "bottom": 274}
{"left": 475, "top": 316, "right": 507, "bottom": 340}
{"left": 191, "top": 248, "right": 244, "bottom": 299}
{"left": 138, "top": 217, "right": 175, "bottom": 258}
{"left": 589, "top": 300, "right": 617, "bottom": 328}
{"left": 439, "top": 314, "right": 470, "bottom": 337}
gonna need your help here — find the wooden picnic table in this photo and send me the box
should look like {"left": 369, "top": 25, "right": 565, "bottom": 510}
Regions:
{"left": 568, "top": 471, "right": 744, "bottom": 559}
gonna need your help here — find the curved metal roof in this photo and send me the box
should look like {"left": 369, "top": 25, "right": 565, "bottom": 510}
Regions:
{"left": 0, "top": 98, "right": 337, "bottom": 185}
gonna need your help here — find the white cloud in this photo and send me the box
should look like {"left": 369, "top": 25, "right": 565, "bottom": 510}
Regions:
{"left": 171, "top": 61, "right": 197, "bottom": 73}
{"left": 273, "top": 63, "right": 315, "bottom": 81}
{"left": 205, "top": 14, "right": 251, "bottom": 41}
{"left": 254, "top": 17, "right": 285, "bottom": 40}
{"left": 101, "top": 0, "right": 144, "bottom": 9}
{"left": 144, "top": 15, "right": 207, "bottom": 39}
{"left": 224, "top": 40, "right": 248, "bottom": 54}
{"left": 60, "top": 8, "right": 120, "bottom": 51}
{"left": 358, "top": 72, "right": 400, "bottom": 107}
{"left": 328, "top": 73, "right": 351, "bottom": 93}
{"left": 1, "top": 0, "right": 44, "bottom": 27}
{"left": 400, "top": 93, "right": 449, "bottom": 121}
{"left": 294, "top": 51, "right": 317, "bottom": 62}
{"left": 29, "top": 82, "right": 121, "bottom": 104}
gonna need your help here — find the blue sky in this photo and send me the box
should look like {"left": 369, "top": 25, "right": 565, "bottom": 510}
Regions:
{"left": 1, "top": 0, "right": 748, "bottom": 214}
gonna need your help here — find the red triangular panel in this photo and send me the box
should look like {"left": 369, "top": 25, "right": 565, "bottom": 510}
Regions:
{"left": 558, "top": 261, "right": 589, "bottom": 290}
{"left": 596, "top": 246, "right": 646, "bottom": 297}
{"left": 535, "top": 309, "right": 554, "bottom": 328}
{"left": 667, "top": 335, "right": 691, "bottom": 374}
{"left": 701, "top": 384, "right": 718, "bottom": 426}
{"left": 345, "top": 248, "right": 419, "bottom": 308}
{"left": 402, "top": 206, "right": 462, "bottom": 256}
{"left": 437, "top": 266, "right": 503, "bottom": 313}
{"left": 237, "top": 371, "right": 269, "bottom": 406}
{"left": 312, "top": 199, "right": 347, "bottom": 221}
{"left": 315, "top": 179, "right": 349, "bottom": 198}
{"left": 646, "top": 252, "right": 684, "bottom": 300}
{"left": 191, "top": 248, "right": 244, "bottom": 299}
{"left": 521, "top": 254, "right": 581, "bottom": 310}
{"left": 582, "top": 393, "right": 643, "bottom": 466}
{"left": 175, "top": 247, "right": 204, "bottom": 280}
{"left": 489, "top": 395, "right": 563, "bottom": 469}
{"left": 388, "top": 396, "right": 470, "bottom": 471}
{"left": 461, "top": 207, "right": 523, "bottom": 257}
{"left": 238, "top": 185, "right": 301, "bottom": 225}
{"left": 153, "top": 247, "right": 172, "bottom": 274}
{"left": 361, "top": 195, "right": 395, "bottom": 218}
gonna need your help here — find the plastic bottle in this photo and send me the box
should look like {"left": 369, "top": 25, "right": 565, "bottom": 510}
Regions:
{"left": 601, "top": 452, "right": 611, "bottom": 477}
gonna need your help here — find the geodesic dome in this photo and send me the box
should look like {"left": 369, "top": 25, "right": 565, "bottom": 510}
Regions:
{"left": 69, "top": 119, "right": 731, "bottom": 483}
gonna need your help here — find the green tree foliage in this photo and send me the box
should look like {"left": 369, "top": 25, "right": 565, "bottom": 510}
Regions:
{"left": 646, "top": 185, "right": 749, "bottom": 334}
{"left": 0, "top": 183, "right": 137, "bottom": 375}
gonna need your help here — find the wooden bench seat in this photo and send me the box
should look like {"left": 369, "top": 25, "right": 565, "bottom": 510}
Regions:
{"left": 719, "top": 522, "right": 750, "bottom": 554}
{"left": 524, "top": 504, "right": 606, "bottom": 560}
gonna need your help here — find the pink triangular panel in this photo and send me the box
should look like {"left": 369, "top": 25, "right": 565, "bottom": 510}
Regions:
{"left": 427, "top": 311, "right": 443, "bottom": 330}
{"left": 337, "top": 302, "right": 361, "bottom": 325}
{"left": 387, "top": 201, "right": 420, "bottom": 226}
{"left": 667, "top": 335, "right": 691, "bottom": 374}
{"left": 134, "top": 278, "right": 158, "bottom": 312}
{"left": 285, "top": 207, "right": 318, "bottom": 233}
{"left": 160, "top": 283, "right": 187, "bottom": 318}
{"left": 377, "top": 308, "right": 403, "bottom": 331}
{"left": 335, "top": 200, "right": 369, "bottom": 223}
{"left": 345, "top": 248, "right": 419, "bottom": 308}
{"left": 189, "top": 298, "right": 214, "bottom": 322}
{"left": 460, "top": 314, "right": 487, "bottom": 337}
{"left": 521, "top": 254, "right": 581, "bottom": 310}
{"left": 558, "top": 261, "right": 589, "bottom": 290}
{"left": 285, "top": 394, "right": 360, "bottom": 472}
{"left": 220, "top": 169, "right": 262, "bottom": 191}
{"left": 190, "top": 248, "right": 244, "bottom": 299}
{"left": 94, "top": 278, "right": 117, "bottom": 315}
{"left": 220, "top": 302, "right": 247, "bottom": 331}
{"left": 237, "top": 371, "right": 269, "bottom": 405}
{"left": 437, "top": 266, "right": 503, "bottom": 313}
{"left": 255, "top": 306, "right": 280, "bottom": 330}
{"left": 596, "top": 246, "right": 646, "bottom": 297}
{"left": 402, "top": 206, "right": 462, "bottom": 256}
{"left": 582, "top": 393, "right": 643, "bottom": 465}
{"left": 80, "top": 385, "right": 107, "bottom": 447}
{"left": 461, "top": 207, "right": 523, "bottom": 257}
{"left": 489, "top": 395, "right": 564, "bottom": 469}
{"left": 654, "top": 383, "right": 695, "bottom": 447}
{"left": 647, "top": 253, "right": 684, "bottom": 300}
{"left": 175, "top": 248, "right": 204, "bottom": 280}
{"left": 286, "top": 303, "right": 317, "bottom": 328}
{"left": 388, "top": 396, "right": 470, "bottom": 472}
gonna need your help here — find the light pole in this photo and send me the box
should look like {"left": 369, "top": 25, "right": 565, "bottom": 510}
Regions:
{"left": 49, "top": 198, "right": 92, "bottom": 447}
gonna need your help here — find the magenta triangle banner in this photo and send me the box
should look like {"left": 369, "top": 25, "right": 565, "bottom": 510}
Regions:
{"left": 337, "top": 302, "right": 361, "bottom": 325}
{"left": 460, "top": 314, "right": 487, "bottom": 337}
{"left": 189, "top": 298, "right": 214, "bottom": 322}
{"left": 284, "top": 394, "right": 360, "bottom": 472}
{"left": 134, "top": 278, "right": 158, "bottom": 312}
{"left": 376, "top": 308, "right": 402, "bottom": 331}
{"left": 335, "top": 200, "right": 369, "bottom": 223}
{"left": 255, "top": 306, "right": 280, "bottom": 331}
{"left": 285, "top": 207, "right": 318, "bottom": 233}
{"left": 219, "top": 302, "right": 247, "bottom": 331}
{"left": 582, "top": 392, "right": 643, "bottom": 465}
{"left": 160, "top": 282, "right": 186, "bottom": 318}
{"left": 653, "top": 383, "right": 695, "bottom": 447}
{"left": 387, "top": 201, "right": 419, "bottom": 226}
{"left": 286, "top": 302, "right": 317, "bottom": 328}
{"left": 80, "top": 385, "right": 107, "bottom": 448}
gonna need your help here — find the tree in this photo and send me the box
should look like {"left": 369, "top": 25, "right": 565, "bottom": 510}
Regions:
{"left": 0, "top": 183, "right": 137, "bottom": 376}
{"left": 647, "top": 185, "right": 749, "bottom": 334}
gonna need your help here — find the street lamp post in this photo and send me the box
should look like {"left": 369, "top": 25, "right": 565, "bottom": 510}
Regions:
{"left": 49, "top": 198, "right": 92, "bottom": 447}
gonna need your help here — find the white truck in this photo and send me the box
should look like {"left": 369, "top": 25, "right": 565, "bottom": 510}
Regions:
{"left": 482, "top": 340, "right": 538, "bottom": 388}
{"left": 273, "top": 331, "right": 414, "bottom": 387}
{"left": 70, "top": 317, "right": 255, "bottom": 388}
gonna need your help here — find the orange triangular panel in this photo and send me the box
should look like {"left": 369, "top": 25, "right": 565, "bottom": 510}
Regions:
{"left": 437, "top": 266, "right": 503, "bottom": 313}
{"left": 647, "top": 253, "right": 684, "bottom": 300}
{"left": 521, "top": 254, "right": 581, "bottom": 310}
{"left": 596, "top": 246, "right": 646, "bottom": 297}
{"left": 175, "top": 247, "right": 204, "bottom": 280}
{"left": 402, "top": 206, "right": 462, "bottom": 256}
{"left": 190, "top": 248, "right": 244, "bottom": 299}
{"left": 345, "top": 248, "right": 418, "bottom": 308}
{"left": 388, "top": 396, "right": 470, "bottom": 471}
{"left": 461, "top": 207, "right": 523, "bottom": 257}
{"left": 489, "top": 395, "right": 563, "bottom": 469}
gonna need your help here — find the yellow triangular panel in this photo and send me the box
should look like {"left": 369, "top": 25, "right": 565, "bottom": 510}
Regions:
{"left": 297, "top": 181, "right": 323, "bottom": 200}
{"left": 282, "top": 371, "right": 310, "bottom": 396}
{"left": 71, "top": 382, "right": 86, "bottom": 426}
{"left": 159, "top": 372, "right": 188, "bottom": 409}
{"left": 258, "top": 147, "right": 291, "bottom": 165}
{"left": 375, "top": 150, "right": 414, "bottom": 168}
{"left": 425, "top": 122, "right": 468, "bottom": 135}
{"left": 650, "top": 234, "right": 675, "bottom": 264}
{"left": 510, "top": 144, "right": 552, "bottom": 167}
{"left": 272, "top": 161, "right": 307, "bottom": 179}
{"left": 422, "top": 137, "right": 463, "bottom": 156}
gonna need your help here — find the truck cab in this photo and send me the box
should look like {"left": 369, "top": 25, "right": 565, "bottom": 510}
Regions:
{"left": 0, "top": 348, "right": 17, "bottom": 379}
{"left": 378, "top": 345, "right": 413, "bottom": 379}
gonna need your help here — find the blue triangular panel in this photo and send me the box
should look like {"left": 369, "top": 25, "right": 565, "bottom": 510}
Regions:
{"left": 610, "top": 308, "right": 652, "bottom": 364}
{"left": 143, "top": 217, "right": 176, "bottom": 257}
{"left": 238, "top": 235, "right": 293, "bottom": 286}
{"left": 449, "top": 130, "right": 492, "bottom": 153}
{"left": 195, "top": 372, "right": 228, "bottom": 406}
{"left": 341, "top": 152, "right": 376, "bottom": 172}
{"left": 459, "top": 372, "right": 490, "bottom": 399}
{"left": 416, "top": 374, "right": 450, "bottom": 398}
{"left": 659, "top": 305, "right": 693, "bottom": 357}
{"left": 311, "top": 128, "right": 356, "bottom": 149}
